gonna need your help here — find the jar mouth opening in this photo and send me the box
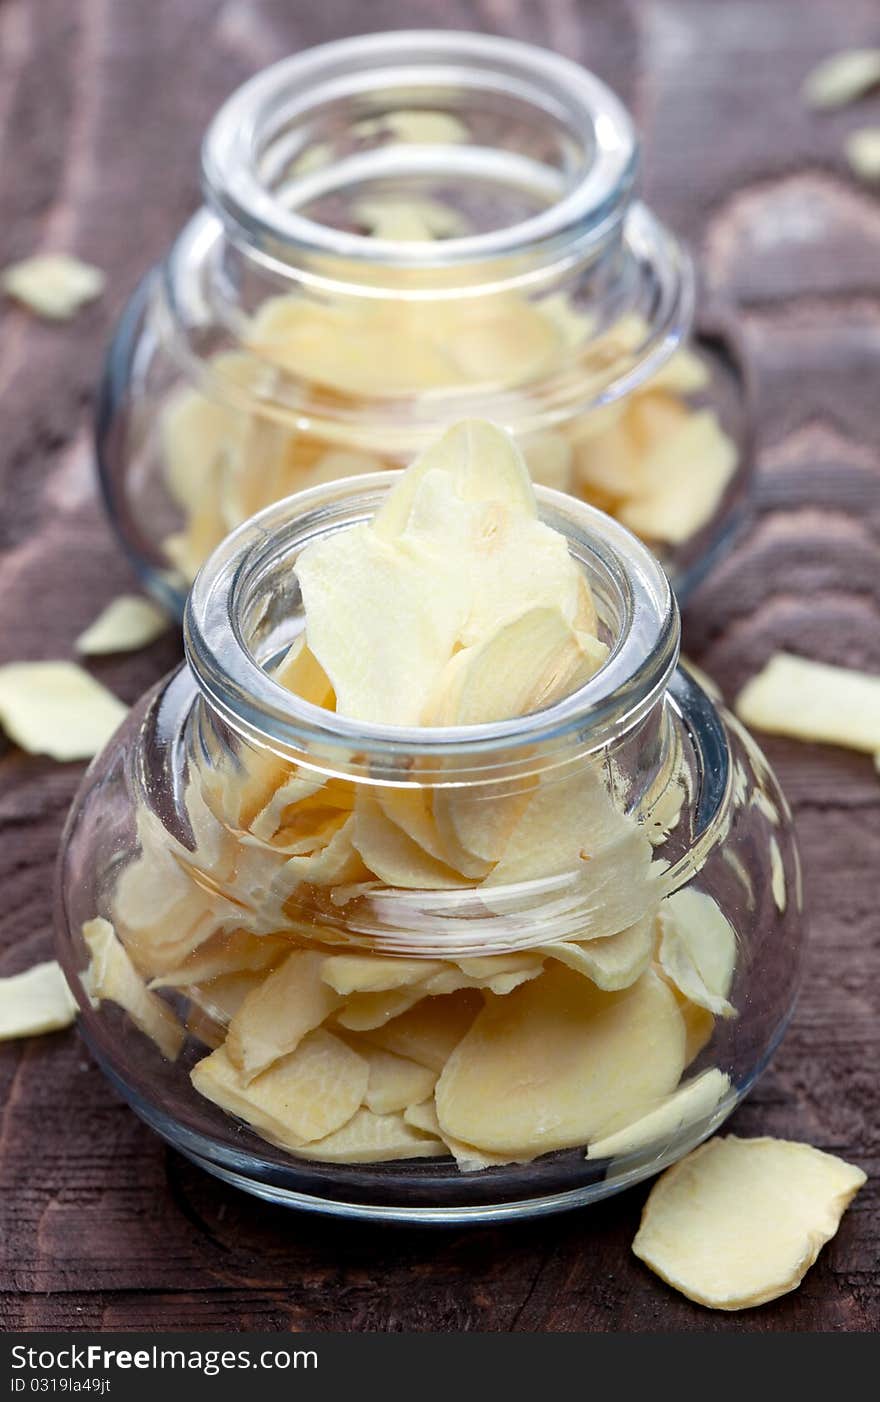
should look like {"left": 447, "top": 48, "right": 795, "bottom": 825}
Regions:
{"left": 184, "top": 472, "right": 679, "bottom": 764}
{"left": 201, "top": 30, "right": 638, "bottom": 289}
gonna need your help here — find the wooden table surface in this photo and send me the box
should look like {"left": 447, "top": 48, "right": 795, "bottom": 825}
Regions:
{"left": 1, "top": 0, "right": 877, "bottom": 1334}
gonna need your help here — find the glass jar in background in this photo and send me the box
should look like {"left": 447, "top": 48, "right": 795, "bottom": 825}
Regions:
{"left": 96, "top": 31, "right": 752, "bottom": 617}
{"left": 57, "top": 476, "right": 801, "bottom": 1223}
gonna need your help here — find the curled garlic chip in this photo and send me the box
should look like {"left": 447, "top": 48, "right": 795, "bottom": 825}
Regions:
{"left": 586, "top": 1068, "right": 731, "bottom": 1160}
{"left": 360, "top": 1045, "right": 438, "bottom": 1115}
{"left": 802, "top": 49, "right": 880, "bottom": 109}
{"left": 362, "top": 990, "right": 482, "bottom": 1072}
{"left": 423, "top": 605, "right": 607, "bottom": 726}
{"left": 538, "top": 912, "right": 655, "bottom": 993}
{"left": 657, "top": 889, "right": 737, "bottom": 1018}
{"left": 226, "top": 949, "right": 343, "bottom": 1083}
{"left": 192, "top": 1029, "right": 368, "bottom": 1148}
{"left": 0, "top": 662, "right": 128, "bottom": 761}
{"left": 76, "top": 595, "right": 168, "bottom": 655}
{"left": 292, "top": 1107, "right": 445, "bottom": 1163}
{"left": 736, "top": 652, "right": 880, "bottom": 754}
{"left": 0, "top": 961, "right": 78, "bottom": 1040}
{"left": 2, "top": 253, "right": 104, "bottom": 319}
{"left": 633, "top": 1136, "right": 866, "bottom": 1310}
{"left": 82, "top": 917, "right": 184, "bottom": 1060}
{"left": 404, "top": 1096, "right": 519, "bottom": 1171}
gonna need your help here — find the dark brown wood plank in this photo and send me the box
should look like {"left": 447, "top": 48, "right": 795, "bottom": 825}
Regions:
{"left": 0, "top": 0, "right": 877, "bottom": 1332}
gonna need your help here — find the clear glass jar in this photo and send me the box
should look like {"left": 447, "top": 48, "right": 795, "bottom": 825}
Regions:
{"left": 57, "top": 476, "right": 801, "bottom": 1223}
{"left": 97, "top": 30, "right": 751, "bottom": 617}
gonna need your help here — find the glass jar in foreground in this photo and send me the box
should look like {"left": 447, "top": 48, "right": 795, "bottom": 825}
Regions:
{"left": 57, "top": 474, "right": 801, "bottom": 1223}
{"left": 97, "top": 30, "right": 751, "bottom": 617}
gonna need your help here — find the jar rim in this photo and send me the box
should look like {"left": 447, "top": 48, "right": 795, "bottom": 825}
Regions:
{"left": 183, "top": 469, "right": 679, "bottom": 764}
{"left": 201, "top": 30, "right": 638, "bottom": 285}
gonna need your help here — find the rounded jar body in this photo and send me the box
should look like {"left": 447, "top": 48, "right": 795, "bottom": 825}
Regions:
{"left": 58, "top": 478, "right": 801, "bottom": 1222}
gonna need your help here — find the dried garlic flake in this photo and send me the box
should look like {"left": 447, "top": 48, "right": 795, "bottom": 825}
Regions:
{"left": 76, "top": 595, "right": 168, "bottom": 655}
{"left": 1, "top": 253, "right": 105, "bottom": 320}
{"left": 736, "top": 652, "right": 880, "bottom": 754}
{"left": 633, "top": 1135, "right": 866, "bottom": 1310}
{"left": 0, "top": 661, "right": 128, "bottom": 761}
{"left": 845, "top": 127, "right": 880, "bottom": 182}
{"left": 0, "top": 961, "right": 78, "bottom": 1040}
{"left": 587, "top": 1068, "right": 730, "bottom": 1161}
{"left": 82, "top": 917, "right": 184, "bottom": 1060}
{"left": 802, "top": 49, "right": 880, "bottom": 109}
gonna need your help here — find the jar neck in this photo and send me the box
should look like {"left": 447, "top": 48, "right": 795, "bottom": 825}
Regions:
{"left": 159, "top": 32, "right": 694, "bottom": 440}
{"left": 183, "top": 475, "right": 680, "bottom": 786}
{"left": 201, "top": 31, "right": 638, "bottom": 287}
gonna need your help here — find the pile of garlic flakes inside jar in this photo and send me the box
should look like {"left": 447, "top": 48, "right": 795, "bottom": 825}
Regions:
{"left": 86, "top": 421, "right": 737, "bottom": 1168}
{"left": 161, "top": 178, "right": 737, "bottom": 585}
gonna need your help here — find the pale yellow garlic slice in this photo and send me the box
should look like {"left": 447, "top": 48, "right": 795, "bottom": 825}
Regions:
{"left": 113, "top": 809, "right": 235, "bottom": 976}
{"left": 147, "top": 930, "right": 289, "bottom": 990}
{"left": 0, "top": 961, "right": 78, "bottom": 1040}
{"left": 404, "top": 1097, "right": 518, "bottom": 1170}
{"left": 648, "top": 346, "right": 710, "bottom": 396}
{"left": 431, "top": 774, "right": 535, "bottom": 872}
{"left": 362, "top": 989, "right": 483, "bottom": 1071}
{"left": 186, "top": 969, "right": 269, "bottom": 1034}
{"left": 236, "top": 813, "right": 370, "bottom": 922}
{"left": 846, "top": 127, "right": 880, "bottom": 181}
{"left": 248, "top": 294, "right": 456, "bottom": 395}
{"left": 321, "top": 953, "right": 446, "bottom": 996}
{"left": 352, "top": 792, "right": 471, "bottom": 888}
{"left": 353, "top": 110, "right": 469, "bottom": 145}
{"left": 676, "top": 993, "right": 716, "bottom": 1067}
{"left": 735, "top": 652, "right": 880, "bottom": 754}
{"left": 2, "top": 253, "right": 104, "bottom": 319}
{"left": 586, "top": 1068, "right": 731, "bottom": 1160}
{"left": 272, "top": 633, "right": 335, "bottom": 706}
{"left": 423, "top": 606, "right": 607, "bottom": 727}
{"left": 292, "top": 1107, "right": 445, "bottom": 1162}
{"left": 802, "top": 48, "right": 880, "bottom": 108}
{"left": 617, "top": 410, "right": 737, "bottom": 545}
{"left": 435, "top": 965, "right": 686, "bottom": 1157}
{"left": 573, "top": 404, "right": 643, "bottom": 502}
{"left": 75, "top": 596, "right": 168, "bottom": 655}
{"left": 354, "top": 196, "right": 467, "bottom": 241}
{"left": 446, "top": 298, "right": 562, "bottom": 387}
{"left": 336, "top": 987, "right": 431, "bottom": 1031}
{"left": 359, "top": 1045, "right": 438, "bottom": 1115}
{"left": 295, "top": 522, "right": 468, "bottom": 725}
{"left": 191, "top": 1029, "right": 368, "bottom": 1148}
{"left": 632, "top": 1136, "right": 866, "bottom": 1310}
{"left": 372, "top": 418, "right": 536, "bottom": 539}
{"left": 160, "top": 353, "right": 269, "bottom": 513}
{"left": 375, "top": 785, "right": 454, "bottom": 866}
{"left": 657, "top": 889, "right": 737, "bottom": 1019}
{"left": 82, "top": 917, "right": 184, "bottom": 1060}
{"left": 290, "top": 141, "right": 332, "bottom": 176}
{"left": 481, "top": 762, "right": 657, "bottom": 939}
{"left": 538, "top": 911, "right": 655, "bottom": 992}
{"left": 225, "top": 948, "right": 344, "bottom": 1082}
{"left": 0, "top": 661, "right": 127, "bottom": 762}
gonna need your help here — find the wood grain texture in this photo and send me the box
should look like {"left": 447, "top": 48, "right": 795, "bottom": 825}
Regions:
{"left": 0, "top": 0, "right": 877, "bottom": 1333}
